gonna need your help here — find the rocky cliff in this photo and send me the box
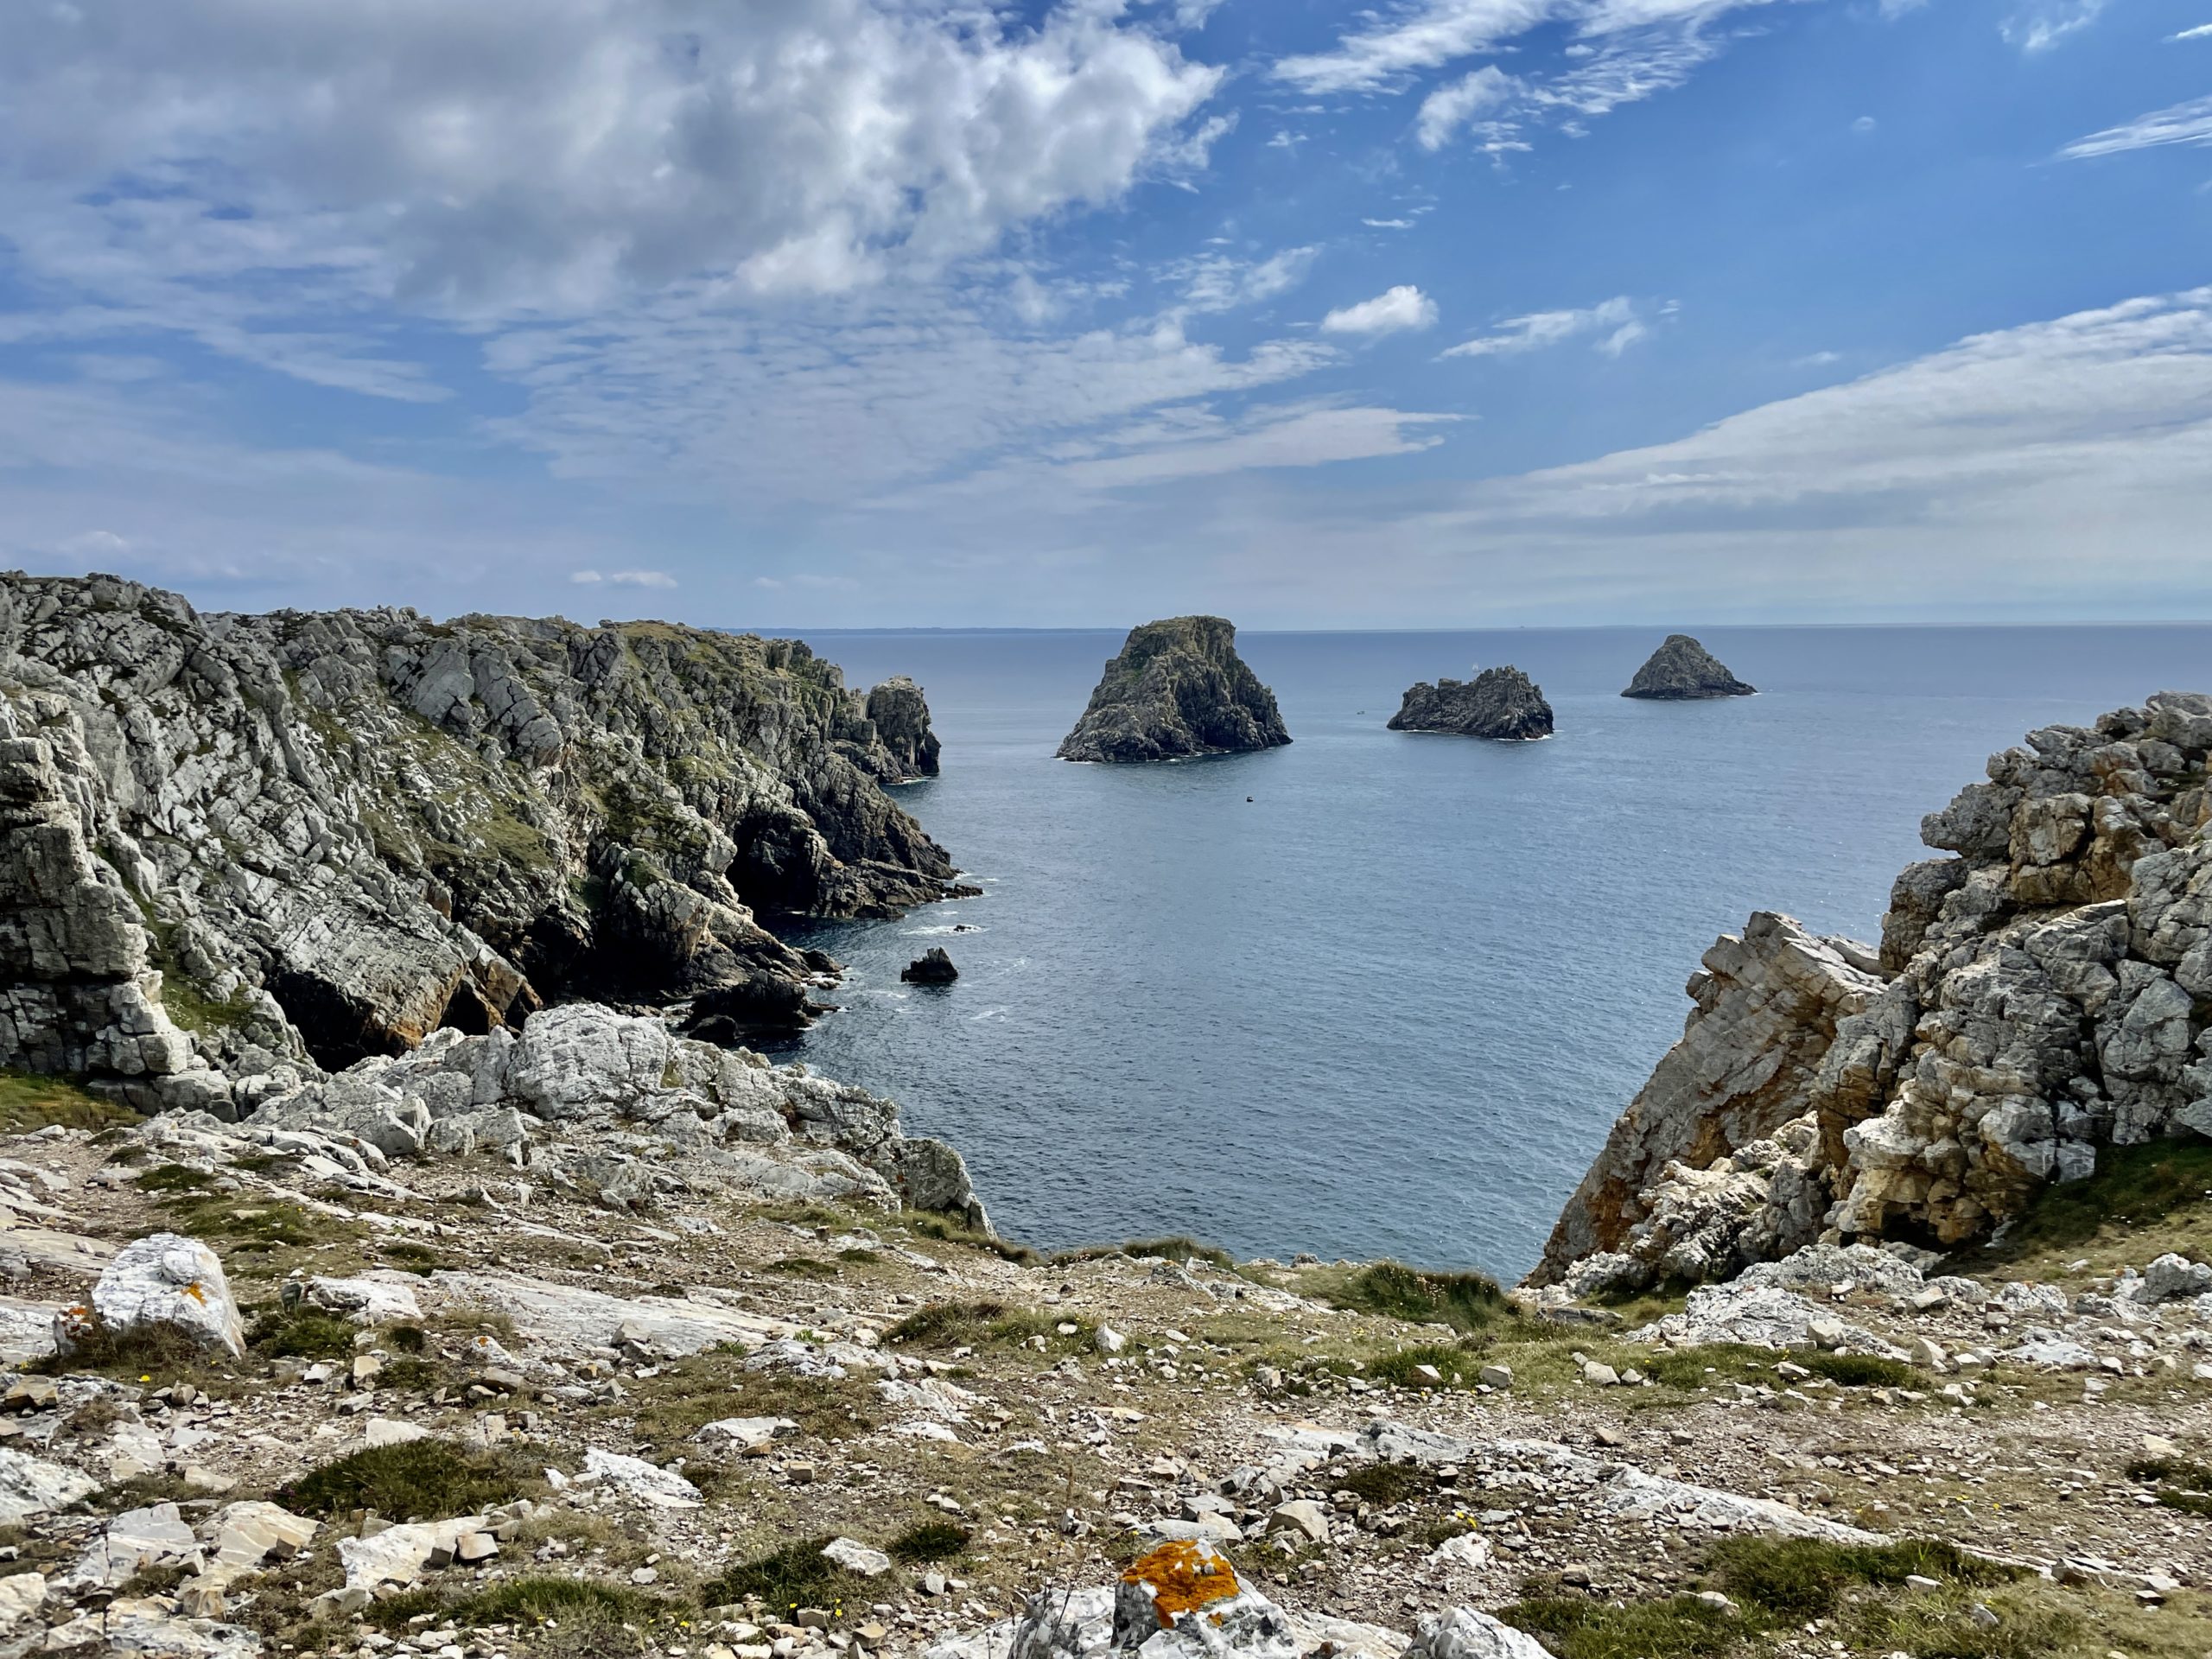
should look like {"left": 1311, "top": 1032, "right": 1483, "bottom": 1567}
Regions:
{"left": 1533, "top": 690, "right": 2212, "bottom": 1294}
{"left": 1388, "top": 667, "right": 1554, "bottom": 741}
{"left": 0, "top": 572, "right": 958, "bottom": 1101}
{"left": 1057, "top": 617, "right": 1289, "bottom": 764}
{"left": 1621, "top": 635, "right": 1755, "bottom": 700}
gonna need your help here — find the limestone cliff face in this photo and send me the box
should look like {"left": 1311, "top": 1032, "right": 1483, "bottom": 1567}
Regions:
{"left": 1535, "top": 691, "right": 2212, "bottom": 1293}
{"left": 0, "top": 572, "right": 959, "bottom": 1094}
{"left": 1057, "top": 617, "right": 1289, "bottom": 764}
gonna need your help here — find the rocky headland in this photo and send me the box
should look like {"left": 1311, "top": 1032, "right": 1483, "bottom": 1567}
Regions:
{"left": 1057, "top": 619, "right": 1289, "bottom": 765}
{"left": 5, "top": 629, "right": 2212, "bottom": 1659}
{"left": 1622, "top": 636, "right": 1756, "bottom": 701}
{"left": 1387, "top": 669, "right": 1554, "bottom": 742}
{"left": 0, "top": 572, "right": 963, "bottom": 1108}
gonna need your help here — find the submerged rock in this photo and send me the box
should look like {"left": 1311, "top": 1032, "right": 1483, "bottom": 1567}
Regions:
{"left": 1058, "top": 618, "right": 1289, "bottom": 764}
{"left": 902, "top": 948, "right": 958, "bottom": 984}
{"left": 1388, "top": 666, "right": 1553, "bottom": 741}
{"left": 1623, "top": 634, "right": 1755, "bottom": 700}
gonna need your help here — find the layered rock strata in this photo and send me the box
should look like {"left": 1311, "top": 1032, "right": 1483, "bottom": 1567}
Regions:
{"left": 1057, "top": 618, "right": 1289, "bottom": 764}
{"left": 0, "top": 572, "right": 957, "bottom": 1093}
{"left": 1388, "top": 667, "right": 1554, "bottom": 741}
{"left": 1534, "top": 690, "right": 2212, "bottom": 1294}
{"left": 1621, "top": 634, "right": 1755, "bottom": 700}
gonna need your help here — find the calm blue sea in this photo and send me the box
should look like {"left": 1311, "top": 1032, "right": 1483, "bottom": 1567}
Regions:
{"left": 766, "top": 626, "right": 2212, "bottom": 1282}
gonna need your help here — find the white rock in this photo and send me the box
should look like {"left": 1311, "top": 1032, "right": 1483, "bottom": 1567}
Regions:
{"left": 73, "top": 1501, "right": 203, "bottom": 1587}
{"left": 336, "top": 1516, "right": 488, "bottom": 1590}
{"left": 694, "top": 1416, "right": 798, "bottom": 1451}
{"left": 0, "top": 1446, "right": 98, "bottom": 1523}
{"left": 365, "top": 1417, "right": 430, "bottom": 1447}
{"left": 1265, "top": 1499, "right": 1331, "bottom": 1545}
{"left": 299, "top": 1273, "right": 423, "bottom": 1323}
{"left": 1428, "top": 1533, "right": 1494, "bottom": 1571}
{"left": 0, "top": 1571, "right": 45, "bottom": 1633}
{"left": 1094, "top": 1325, "right": 1127, "bottom": 1355}
{"left": 73, "top": 1233, "right": 244, "bottom": 1357}
{"left": 822, "top": 1537, "right": 893, "bottom": 1578}
{"left": 582, "top": 1446, "right": 702, "bottom": 1509}
{"left": 1408, "top": 1606, "right": 1554, "bottom": 1659}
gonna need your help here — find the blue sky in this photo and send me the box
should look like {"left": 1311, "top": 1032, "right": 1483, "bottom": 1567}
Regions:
{"left": 0, "top": 0, "right": 2206, "bottom": 626}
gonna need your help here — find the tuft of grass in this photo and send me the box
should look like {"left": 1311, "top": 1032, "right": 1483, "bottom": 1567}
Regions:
{"left": 29, "top": 1322, "right": 235, "bottom": 1388}
{"left": 366, "top": 1576, "right": 666, "bottom": 1633}
{"left": 0, "top": 1070, "right": 140, "bottom": 1135}
{"left": 1808, "top": 1351, "right": 1920, "bottom": 1389}
{"left": 1366, "top": 1341, "right": 1484, "bottom": 1391}
{"left": 617, "top": 1351, "right": 882, "bottom": 1452}
{"left": 274, "top": 1438, "right": 537, "bottom": 1521}
{"left": 1331, "top": 1462, "right": 1433, "bottom": 1508}
{"left": 1502, "top": 1593, "right": 1737, "bottom": 1659}
{"left": 887, "top": 1520, "right": 971, "bottom": 1563}
{"left": 882, "top": 1300, "right": 1091, "bottom": 1354}
{"left": 1054, "top": 1236, "right": 1240, "bottom": 1272}
{"left": 135, "top": 1162, "right": 222, "bottom": 1193}
{"left": 1708, "top": 1535, "right": 2024, "bottom": 1623}
{"left": 1320, "top": 1261, "right": 1506, "bottom": 1334}
{"left": 246, "top": 1309, "right": 359, "bottom": 1360}
{"left": 156, "top": 1192, "right": 344, "bottom": 1254}
{"left": 697, "top": 1537, "right": 872, "bottom": 1619}
{"left": 903, "top": 1211, "right": 1039, "bottom": 1266}
{"left": 766, "top": 1255, "right": 840, "bottom": 1278}
{"left": 1958, "top": 1135, "right": 2212, "bottom": 1280}
{"left": 2128, "top": 1456, "right": 2212, "bottom": 1516}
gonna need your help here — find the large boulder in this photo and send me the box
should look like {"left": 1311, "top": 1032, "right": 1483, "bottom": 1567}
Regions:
{"left": 66, "top": 1233, "right": 244, "bottom": 1358}
{"left": 1058, "top": 618, "right": 1289, "bottom": 764}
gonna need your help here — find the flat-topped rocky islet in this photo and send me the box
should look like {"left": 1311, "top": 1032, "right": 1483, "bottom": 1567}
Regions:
{"left": 1056, "top": 616, "right": 1289, "bottom": 764}
{"left": 1387, "top": 665, "right": 1554, "bottom": 741}
{"left": 1622, "top": 633, "right": 1756, "bottom": 699}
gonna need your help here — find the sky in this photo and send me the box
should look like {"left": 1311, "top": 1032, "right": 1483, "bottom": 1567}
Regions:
{"left": 0, "top": 0, "right": 2206, "bottom": 628}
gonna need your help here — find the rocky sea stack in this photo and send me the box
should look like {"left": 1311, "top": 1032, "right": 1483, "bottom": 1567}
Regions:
{"left": 1388, "top": 666, "right": 1554, "bottom": 741}
{"left": 1531, "top": 688, "right": 2212, "bottom": 1297}
{"left": 1057, "top": 616, "right": 1289, "bottom": 764}
{"left": 1622, "top": 633, "right": 1756, "bottom": 700}
{"left": 0, "top": 571, "right": 962, "bottom": 1098}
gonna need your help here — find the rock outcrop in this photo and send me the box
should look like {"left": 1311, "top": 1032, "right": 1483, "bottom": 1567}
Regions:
{"left": 1535, "top": 690, "right": 2212, "bottom": 1293}
{"left": 1387, "top": 667, "right": 1554, "bottom": 741}
{"left": 901, "top": 948, "right": 957, "bottom": 984}
{"left": 0, "top": 572, "right": 962, "bottom": 1090}
{"left": 1621, "top": 634, "right": 1755, "bottom": 700}
{"left": 1057, "top": 618, "right": 1289, "bottom": 764}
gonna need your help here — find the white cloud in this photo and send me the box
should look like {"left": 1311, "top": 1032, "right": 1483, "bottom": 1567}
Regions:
{"left": 2172, "top": 22, "right": 2212, "bottom": 38}
{"left": 1172, "top": 246, "right": 1322, "bottom": 313}
{"left": 1363, "top": 218, "right": 1416, "bottom": 229}
{"left": 0, "top": 0, "right": 1225, "bottom": 330}
{"left": 1852, "top": 115, "right": 1878, "bottom": 134}
{"left": 1417, "top": 67, "right": 1520, "bottom": 149}
{"left": 1272, "top": 0, "right": 1560, "bottom": 93}
{"left": 2062, "top": 95, "right": 2212, "bottom": 159}
{"left": 1441, "top": 296, "right": 1655, "bottom": 357}
{"left": 2001, "top": 0, "right": 2113, "bottom": 51}
{"left": 571, "top": 569, "right": 676, "bottom": 588}
{"left": 1321, "top": 285, "right": 1440, "bottom": 335}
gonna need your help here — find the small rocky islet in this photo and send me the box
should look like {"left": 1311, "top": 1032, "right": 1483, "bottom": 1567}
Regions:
{"left": 5, "top": 575, "right": 2212, "bottom": 1658}
{"left": 1057, "top": 616, "right": 1290, "bottom": 764}
{"left": 1622, "top": 634, "right": 1756, "bottom": 700}
{"left": 1388, "top": 666, "right": 1554, "bottom": 741}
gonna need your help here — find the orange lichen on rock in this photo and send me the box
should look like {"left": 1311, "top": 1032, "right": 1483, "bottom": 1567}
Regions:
{"left": 1121, "top": 1540, "right": 1242, "bottom": 1627}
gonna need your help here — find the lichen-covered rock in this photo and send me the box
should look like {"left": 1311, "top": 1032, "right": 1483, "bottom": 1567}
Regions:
{"left": 0, "top": 571, "right": 957, "bottom": 1079}
{"left": 70, "top": 1232, "right": 244, "bottom": 1358}
{"left": 1058, "top": 618, "right": 1289, "bottom": 764}
{"left": 1622, "top": 635, "right": 1755, "bottom": 700}
{"left": 1538, "top": 691, "right": 2212, "bottom": 1289}
{"left": 1388, "top": 666, "right": 1553, "bottom": 741}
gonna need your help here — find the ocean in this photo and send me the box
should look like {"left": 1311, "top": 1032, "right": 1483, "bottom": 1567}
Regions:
{"left": 766, "top": 626, "right": 2212, "bottom": 1283}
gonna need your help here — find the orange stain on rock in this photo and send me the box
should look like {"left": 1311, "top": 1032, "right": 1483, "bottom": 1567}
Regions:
{"left": 1122, "top": 1541, "right": 1241, "bottom": 1627}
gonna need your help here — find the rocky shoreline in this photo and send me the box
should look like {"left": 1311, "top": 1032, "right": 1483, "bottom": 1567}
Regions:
{"left": 4, "top": 607, "right": 2212, "bottom": 1659}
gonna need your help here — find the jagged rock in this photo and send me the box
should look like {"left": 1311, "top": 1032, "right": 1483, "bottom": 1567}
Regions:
{"left": 1622, "top": 635, "right": 1756, "bottom": 700}
{"left": 1537, "top": 691, "right": 2212, "bottom": 1287}
{"left": 1530, "top": 915, "right": 1884, "bottom": 1287}
{"left": 1628, "top": 1282, "right": 1899, "bottom": 1357}
{"left": 1058, "top": 618, "right": 1289, "bottom": 764}
{"left": 72, "top": 1501, "right": 202, "bottom": 1587}
{"left": 0, "top": 1448, "right": 97, "bottom": 1524}
{"left": 1388, "top": 667, "right": 1552, "bottom": 741}
{"left": 335, "top": 1514, "right": 489, "bottom": 1590}
{"left": 68, "top": 1233, "right": 244, "bottom": 1358}
{"left": 0, "top": 572, "right": 957, "bottom": 1080}
{"left": 582, "top": 1446, "right": 701, "bottom": 1509}
{"left": 823, "top": 1536, "right": 893, "bottom": 1577}
{"left": 1407, "top": 1608, "right": 1550, "bottom": 1659}
{"left": 902, "top": 948, "right": 958, "bottom": 984}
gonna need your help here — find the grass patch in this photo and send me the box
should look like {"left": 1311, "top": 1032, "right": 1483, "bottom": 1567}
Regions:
{"left": 1331, "top": 1462, "right": 1433, "bottom": 1507}
{"left": 2128, "top": 1456, "right": 2212, "bottom": 1516}
{"left": 274, "top": 1438, "right": 536, "bottom": 1521}
{"left": 134, "top": 1161, "right": 222, "bottom": 1193}
{"left": 1503, "top": 1593, "right": 1737, "bottom": 1659}
{"left": 766, "top": 1255, "right": 840, "bottom": 1278}
{"left": 1054, "top": 1236, "right": 1240, "bottom": 1272}
{"left": 882, "top": 1300, "right": 1091, "bottom": 1354}
{"left": 617, "top": 1351, "right": 882, "bottom": 1452}
{"left": 246, "top": 1309, "right": 359, "bottom": 1360}
{"left": 903, "top": 1211, "right": 1039, "bottom": 1266}
{"left": 1960, "top": 1135, "right": 2212, "bottom": 1279}
{"left": 157, "top": 1192, "right": 345, "bottom": 1254}
{"left": 887, "top": 1520, "right": 971, "bottom": 1563}
{"left": 1367, "top": 1341, "right": 1484, "bottom": 1391}
{"left": 1707, "top": 1536, "right": 2021, "bottom": 1623}
{"left": 698, "top": 1537, "right": 872, "bottom": 1621}
{"left": 0, "top": 1070, "right": 139, "bottom": 1135}
{"left": 1808, "top": 1351, "right": 1919, "bottom": 1389}
{"left": 378, "top": 1242, "right": 454, "bottom": 1275}
{"left": 1319, "top": 1262, "right": 1506, "bottom": 1334}
{"left": 29, "top": 1323, "right": 238, "bottom": 1390}
{"left": 366, "top": 1575, "right": 667, "bottom": 1633}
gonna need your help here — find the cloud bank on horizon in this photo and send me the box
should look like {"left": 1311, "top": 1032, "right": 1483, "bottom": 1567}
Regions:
{"left": 0, "top": 0, "right": 2203, "bottom": 626}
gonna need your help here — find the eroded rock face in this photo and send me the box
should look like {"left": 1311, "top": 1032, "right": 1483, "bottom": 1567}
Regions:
{"left": 1536, "top": 692, "right": 2212, "bottom": 1290}
{"left": 1388, "top": 667, "right": 1553, "bottom": 741}
{"left": 1622, "top": 635, "right": 1755, "bottom": 700}
{"left": 0, "top": 572, "right": 957, "bottom": 1077}
{"left": 1058, "top": 618, "right": 1289, "bottom": 764}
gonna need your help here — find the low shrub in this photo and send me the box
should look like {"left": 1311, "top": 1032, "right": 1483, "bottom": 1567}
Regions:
{"left": 274, "top": 1439, "right": 534, "bottom": 1521}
